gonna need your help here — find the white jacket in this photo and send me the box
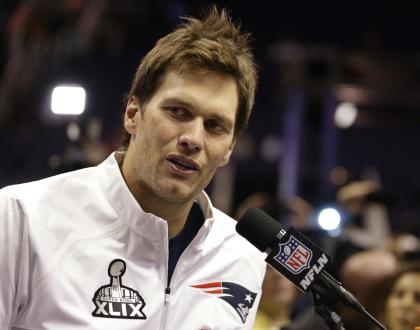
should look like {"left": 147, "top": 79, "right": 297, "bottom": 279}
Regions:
{"left": 0, "top": 153, "right": 266, "bottom": 330}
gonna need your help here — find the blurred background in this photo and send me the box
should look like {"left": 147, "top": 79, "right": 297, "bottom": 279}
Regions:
{"left": 1, "top": 0, "right": 419, "bottom": 239}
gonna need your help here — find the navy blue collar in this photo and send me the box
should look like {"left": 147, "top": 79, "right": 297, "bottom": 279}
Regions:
{"left": 167, "top": 202, "right": 204, "bottom": 285}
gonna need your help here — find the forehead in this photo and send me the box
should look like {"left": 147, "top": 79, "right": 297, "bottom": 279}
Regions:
{"left": 394, "top": 272, "right": 420, "bottom": 289}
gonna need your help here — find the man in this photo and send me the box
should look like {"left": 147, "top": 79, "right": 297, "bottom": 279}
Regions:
{"left": 0, "top": 6, "right": 266, "bottom": 330}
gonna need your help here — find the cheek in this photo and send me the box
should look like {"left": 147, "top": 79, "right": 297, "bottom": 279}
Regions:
{"left": 140, "top": 121, "right": 169, "bottom": 148}
{"left": 385, "top": 299, "right": 395, "bottom": 316}
{"left": 388, "top": 296, "right": 400, "bottom": 308}
{"left": 415, "top": 304, "right": 420, "bottom": 316}
{"left": 155, "top": 121, "right": 178, "bottom": 146}
{"left": 209, "top": 143, "right": 232, "bottom": 165}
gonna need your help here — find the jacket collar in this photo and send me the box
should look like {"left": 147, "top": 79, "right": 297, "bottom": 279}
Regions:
{"left": 96, "top": 152, "right": 215, "bottom": 243}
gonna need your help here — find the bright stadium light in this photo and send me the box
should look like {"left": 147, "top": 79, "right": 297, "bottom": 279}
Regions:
{"left": 317, "top": 207, "right": 341, "bottom": 231}
{"left": 51, "top": 85, "right": 86, "bottom": 115}
{"left": 334, "top": 102, "right": 358, "bottom": 128}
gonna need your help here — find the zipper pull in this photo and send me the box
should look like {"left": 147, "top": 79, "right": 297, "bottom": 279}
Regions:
{"left": 165, "top": 287, "right": 171, "bottom": 303}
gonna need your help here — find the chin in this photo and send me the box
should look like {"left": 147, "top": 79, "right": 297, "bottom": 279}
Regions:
{"left": 159, "top": 183, "right": 197, "bottom": 203}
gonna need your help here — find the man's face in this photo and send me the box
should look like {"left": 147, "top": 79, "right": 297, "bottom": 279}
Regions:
{"left": 123, "top": 68, "right": 237, "bottom": 205}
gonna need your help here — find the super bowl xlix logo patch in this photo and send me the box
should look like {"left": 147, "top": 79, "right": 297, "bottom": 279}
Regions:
{"left": 92, "top": 259, "right": 146, "bottom": 319}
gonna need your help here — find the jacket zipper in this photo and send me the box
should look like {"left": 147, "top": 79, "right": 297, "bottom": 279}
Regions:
{"left": 160, "top": 222, "right": 208, "bottom": 330}
{"left": 160, "top": 233, "right": 171, "bottom": 330}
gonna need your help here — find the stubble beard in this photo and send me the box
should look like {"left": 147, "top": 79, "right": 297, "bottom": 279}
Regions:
{"left": 134, "top": 157, "right": 202, "bottom": 206}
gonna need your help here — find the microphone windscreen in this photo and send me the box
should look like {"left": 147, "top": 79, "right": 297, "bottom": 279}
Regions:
{"left": 236, "top": 207, "right": 282, "bottom": 252}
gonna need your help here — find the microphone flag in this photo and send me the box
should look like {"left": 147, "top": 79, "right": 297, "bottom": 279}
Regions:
{"left": 265, "top": 227, "right": 332, "bottom": 292}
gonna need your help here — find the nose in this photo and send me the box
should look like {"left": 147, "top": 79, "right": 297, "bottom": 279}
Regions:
{"left": 178, "top": 118, "right": 205, "bottom": 153}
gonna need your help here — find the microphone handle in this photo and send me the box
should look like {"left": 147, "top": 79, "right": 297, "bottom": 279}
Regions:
{"left": 317, "top": 272, "right": 364, "bottom": 311}
{"left": 315, "top": 272, "right": 388, "bottom": 330}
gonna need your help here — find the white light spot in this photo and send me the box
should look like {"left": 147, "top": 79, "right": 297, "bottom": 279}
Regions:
{"left": 66, "top": 122, "right": 81, "bottom": 141}
{"left": 334, "top": 102, "right": 357, "bottom": 128}
{"left": 318, "top": 207, "right": 341, "bottom": 231}
{"left": 260, "top": 135, "right": 282, "bottom": 162}
{"left": 51, "top": 85, "right": 86, "bottom": 115}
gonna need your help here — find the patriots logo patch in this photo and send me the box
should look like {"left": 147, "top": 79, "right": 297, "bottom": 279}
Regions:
{"left": 191, "top": 281, "right": 257, "bottom": 323}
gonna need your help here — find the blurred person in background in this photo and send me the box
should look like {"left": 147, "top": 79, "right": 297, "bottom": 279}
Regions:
{"left": 337, "top": 249, "right": 400, "bottom": 330}
{"left": 254, "top": 266, "right": 299, "bottom": 330}
{"left": 386, "top": 232, "right": 420, "bottom": 262}
{"left": 384, "top": 262, "right": 420, "bottom": 330}
{"left": 234, "top": 192, "right": 314, "bottom": 231}
{"left": 337, "top": 179, "right": 392, "bottom": 251}
{"left": 328, "top": 231, "right": 419, "bottom": 330}
{"left": 0, "top": 6, "right": 266, "bottom": 329}
{"left": 291, "top": 248, "right": 400, "bottom": 330}
{"left": 332, "top": 179, "right": 394, "bottom": 276}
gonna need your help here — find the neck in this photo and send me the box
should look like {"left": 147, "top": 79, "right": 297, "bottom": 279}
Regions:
{"left": 119, "top": 153, "right": 194, "bottom": 238}
{"left": 139, "top": 195, "right": 194, "bottom": 238}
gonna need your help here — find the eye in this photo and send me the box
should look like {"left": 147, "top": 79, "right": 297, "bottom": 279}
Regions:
{"left": 205, "top": 119, "right": 225, "bottom": 133}
{"left": 166, "top": 107, "right": 190, "bottom": 119}
{"left": 392, "top": 288, "right": 405, "bottom": 299}
{"left": 414, "top": 291, "right": 420, "bottom": 304}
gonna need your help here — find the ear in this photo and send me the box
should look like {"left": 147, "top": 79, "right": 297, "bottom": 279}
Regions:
{"left": 219, "top": 139, "right": 236, "bottom": 167}
{"left": 124, "top": 96, "right": 141, "bottom": 135}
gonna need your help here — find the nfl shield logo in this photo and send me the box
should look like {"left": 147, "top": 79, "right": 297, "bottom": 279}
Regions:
{"left": 273, "top": 236, "right": 312, "bottom": 274}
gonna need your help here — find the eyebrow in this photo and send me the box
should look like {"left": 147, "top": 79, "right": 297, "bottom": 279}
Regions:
{"left": 160, "top": 97, "right": 235, "bottom": 130}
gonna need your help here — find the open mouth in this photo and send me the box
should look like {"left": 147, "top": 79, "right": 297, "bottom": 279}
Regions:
{"left": 167, "top": 156, "right": 198, "bottom": 171}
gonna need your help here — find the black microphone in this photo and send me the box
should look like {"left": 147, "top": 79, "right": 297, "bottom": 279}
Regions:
{"left": 236, "top": 207, "right": 388, "bottom": 330}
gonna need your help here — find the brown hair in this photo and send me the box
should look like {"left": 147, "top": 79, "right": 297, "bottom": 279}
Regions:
{"left": 390, "top": 261, "right": 420, "bottom": 284}
{"left": 120, "top": 6, "right": 257, "bottom": 148}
